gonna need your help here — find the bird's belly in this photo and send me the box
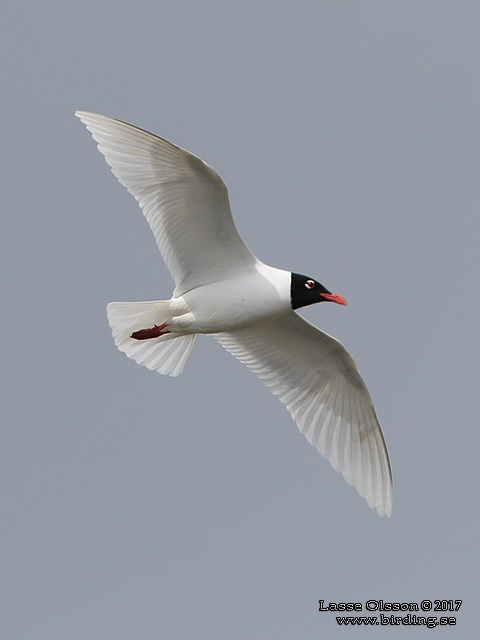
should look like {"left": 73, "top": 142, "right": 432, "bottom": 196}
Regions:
{"left": 170, "top": 276, "right": 290, "bottom": 334}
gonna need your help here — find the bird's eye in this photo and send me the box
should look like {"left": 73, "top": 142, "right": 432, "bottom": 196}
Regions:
{"left": 305, "top": 280, "right": 315, "bottom": 289}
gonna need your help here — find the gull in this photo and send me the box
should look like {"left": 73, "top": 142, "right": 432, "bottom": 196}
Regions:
{"left": 76, "top": 111, "right": 393, "bottom": 517}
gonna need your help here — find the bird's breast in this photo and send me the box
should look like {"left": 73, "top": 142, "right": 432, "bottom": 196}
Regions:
{"left": 171, "top": 266, "right": 291, "bottom": 334}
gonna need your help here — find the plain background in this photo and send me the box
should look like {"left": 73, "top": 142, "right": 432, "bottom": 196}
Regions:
{"left": 1, "top": 1, "right": 479, "bottom": 638}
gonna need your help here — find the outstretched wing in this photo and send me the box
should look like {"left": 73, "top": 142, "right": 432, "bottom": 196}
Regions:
{"left": 76, "top": 112, "right": 257, "bottom": 295}
{"left": 215, "top": 311, "right": 393, "bottom": 517}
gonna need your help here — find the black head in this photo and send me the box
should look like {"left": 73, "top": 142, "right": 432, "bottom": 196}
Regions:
{"left": 290, "top": 273, "right": 348, "bottom": 310}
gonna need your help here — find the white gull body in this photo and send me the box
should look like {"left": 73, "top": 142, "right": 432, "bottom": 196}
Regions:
{"left": 76, "top": 111, "right": 393, "bottom": 517}
{"left": 167, "top": 262, "right": 291, "bottom": 334}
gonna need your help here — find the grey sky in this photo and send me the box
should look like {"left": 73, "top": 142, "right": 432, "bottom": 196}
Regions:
{"left": 1, "top": 1, "right": 479, "bottom": 638}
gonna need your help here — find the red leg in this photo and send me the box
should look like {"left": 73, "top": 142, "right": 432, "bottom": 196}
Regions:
{"left": 131, "top": 322, "right": 170, "bottom": 340}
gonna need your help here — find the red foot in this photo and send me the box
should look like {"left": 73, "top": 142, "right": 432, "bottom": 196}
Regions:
{"left": 131, "top": 322, "right": 169, "bottom": 340}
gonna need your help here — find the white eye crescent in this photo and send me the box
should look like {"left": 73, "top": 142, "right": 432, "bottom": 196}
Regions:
{"left": 305, "top": 280, "right": 315, "bottom": 289}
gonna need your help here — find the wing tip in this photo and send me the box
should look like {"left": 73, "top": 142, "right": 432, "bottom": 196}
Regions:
{"left": 75, "top": 110, "right": 114, "bottom": 130}
{"left": 342, "top": 466, "right": 393, "bottom": 517}
{"left": 75, "top": 109, "right": 97, "bottom": 121}
{"left": 327, "top": 441, "right": 393, "bottom": 518}
{"left": 372, "top": 488, "right": 393, "bottom": 518}
{"left": 375, "top": 502, "right": 393, "bottom": 518}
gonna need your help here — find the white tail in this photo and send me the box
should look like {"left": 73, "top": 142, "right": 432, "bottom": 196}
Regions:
{"left": 106, "top": 301, "right": 196, "bottom": 377}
